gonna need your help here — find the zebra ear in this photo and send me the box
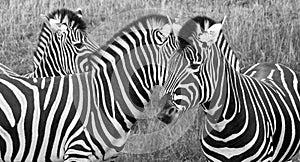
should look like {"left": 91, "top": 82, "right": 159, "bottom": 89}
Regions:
{"left": 221, "top": 15, "right": 227, "bottom": 26}
{"left": 161, "top": 16, "right": 182, "bottom": 38}
{"left": 40, "top": 14, "right": 50, "bottom": 24}
{"left": 75, "top": 8, "right": 83, "bottom": 18}
{"left": 40, "top": 14, "right": 49, "bottom": 21}
{"left": 161, "top": 23, "right": 181, "bottom": 37}
{"left": 171, "top": 23, "right": 181, "bottom": 37}
{"left": 40, "top": 14, "right": 53, "bottom": 29}
{"left": 41, "top": 14, "right": 67, "bottom": 33}
{"left": 161, "top": 24, "right": 172, "bottom": 37}
{"left": 161, "top": 16, "right": 173, "bottom": 37}
{"left": 40, "top": 13, "right": 59, "bottom": 31}
{"left": 198, "top": 23, "right": 222, "bottom": 45}
{"left": 48, "top": 18, "right": 68, "bottom": 34}
{"left": 48, "top": 18, "right": 61, "bottom": 31}
{"left": 169, "top": 15, "right": 181, "bottom": 37}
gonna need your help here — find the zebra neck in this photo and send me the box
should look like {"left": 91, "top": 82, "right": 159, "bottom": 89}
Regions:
{"left": 95, "top": 47, "right": 163, "bottom": 120}
{"left": 34, "top": 23, "right": 52, "bottom": 67}
{"left": 68, "top": 72, "right": 131, "bottom": 155}
{"left": 204, "top": 58, "right": 240, "bottom": 132}
{"left": 217, "top": 32, "right": 240, "bottom": 72}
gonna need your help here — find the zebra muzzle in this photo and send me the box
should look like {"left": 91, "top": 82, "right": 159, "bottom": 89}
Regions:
{"left": 157, "top": 93, "right": 179, "bottom": 124}
{"left": 157, "top": 105, "right": 178, "bottom": 124}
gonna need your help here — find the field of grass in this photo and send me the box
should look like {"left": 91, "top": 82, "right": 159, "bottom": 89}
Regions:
{"left": 1, "top": 0, "right": 300, "bottom": 161}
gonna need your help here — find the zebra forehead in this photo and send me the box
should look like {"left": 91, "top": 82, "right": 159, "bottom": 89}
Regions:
{"left": 48, "top": 8, "right": 87, "bottom": 31}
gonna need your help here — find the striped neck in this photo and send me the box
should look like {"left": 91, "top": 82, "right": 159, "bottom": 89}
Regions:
{"left": 202, "top": 44, "right": 240, "bottom": 132}
{"left": 96, "top": 30, "right": 167, "bottom": 118}
{"left": 33, "top": 23, "right": 52, "bottom": 69}
{"left": 217, "top": 31, "right": 240, "bottom": 71}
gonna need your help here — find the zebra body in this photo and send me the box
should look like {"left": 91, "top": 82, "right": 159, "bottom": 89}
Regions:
{"left": 157, "top": 16, "right": 300, "bottom": 161}
{"left": 0, "top": 15, "right": 180, "bottom": 161}
{"left": 0, "top": 72, "right": 128, "bottom": 161}
{"left": 200, "top": 62, "right": 300, "bottom": 161}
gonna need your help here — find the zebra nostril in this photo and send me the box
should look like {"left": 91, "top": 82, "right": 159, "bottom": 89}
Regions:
{"left": 167, "top": 107, "right": 175, "bottom": 115}
{"left": 157, "top": 112, "right": 172, "bottom": 124}
{"left": 157, "top": 113, "right": 164, "bottom": 120}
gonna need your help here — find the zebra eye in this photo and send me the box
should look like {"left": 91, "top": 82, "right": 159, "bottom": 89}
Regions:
{"left": 56, "top": 31, "right": 63, "bottom": 37}
{"left": 190, "top": 64, "right": 200, "bottom": 69}
{"left": 74, "top": 42, "right": 84, "bottom": 49}
{"left": 156, "top": 31, "right": 167, "bottom": 45}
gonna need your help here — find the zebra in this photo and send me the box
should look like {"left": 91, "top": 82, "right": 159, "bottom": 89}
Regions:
{"left": 27, "top": 13, "right": 239, "bottom": 82}
{"left": 0, "top": 14, "right": 180, "bottom": 161}
{"left": 0, "top": 8, "right": 99, "bottom": 78}
{"left": 157, "top": 16, "right": 300, "bottom": 161}
{"left": 30, "top": 8, "right": 100, "bottom": 78}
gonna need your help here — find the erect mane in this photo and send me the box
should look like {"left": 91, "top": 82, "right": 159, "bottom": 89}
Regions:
{"left": 103, "top": 14, "right": 172, "bottom": 47}
{"left": 192, "top": 16, "right": 218, "bottom": 31}
{"left": 48, "top": 8, "right": 87, "bottom": 31}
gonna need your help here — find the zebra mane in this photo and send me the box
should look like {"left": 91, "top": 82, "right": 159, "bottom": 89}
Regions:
{"left": 47, "top": 8, "right": 87, "bottom": 31}
{"left": 104, "top": 14, "right": 172, "bottom": 46}
{"left": 192, "top": 16, "right": 218, "bottom": 31}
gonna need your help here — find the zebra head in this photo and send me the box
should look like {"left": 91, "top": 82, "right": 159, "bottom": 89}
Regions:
{"left": 157, "top": 16, "right": 225, "bottom": 124}
{"left": 95, "top": 14, "right": 182, "bottom": 110}
{"left": 33, "top": 8, "right": 99, "bottom": 77}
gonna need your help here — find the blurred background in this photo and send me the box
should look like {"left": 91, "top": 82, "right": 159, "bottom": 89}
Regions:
{"left": 1, "top": 0, "right": 300, "bottom": 161}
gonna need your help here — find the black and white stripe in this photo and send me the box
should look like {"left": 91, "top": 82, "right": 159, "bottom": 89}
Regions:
{"left": 158, "top": 16, "right": 300, "bottom": 161}
{"left": 0, "top": 8, "right": 99, "bottom": 78}
{"left": 28, "top": 8, "right": 99, "bottom": 78}
{"left": 0, "top": 14, "right": 180, "bottom": 161}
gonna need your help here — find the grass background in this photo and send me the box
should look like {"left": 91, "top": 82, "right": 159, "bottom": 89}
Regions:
{"left": 1, "top": 0, "right": 300, "bottom": 161}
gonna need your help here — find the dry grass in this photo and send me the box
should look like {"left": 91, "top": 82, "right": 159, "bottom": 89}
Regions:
{"left": 1, "top": 0, "right": 300, "bottom": 161}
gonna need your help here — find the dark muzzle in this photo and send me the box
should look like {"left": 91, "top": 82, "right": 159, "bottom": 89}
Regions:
{"left": 157, "top": 93, "right": 178, "bottom": 124}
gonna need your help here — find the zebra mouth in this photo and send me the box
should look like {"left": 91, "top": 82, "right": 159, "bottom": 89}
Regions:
{"left": 157, "top": 111, "right": 172, "bottom": 124}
